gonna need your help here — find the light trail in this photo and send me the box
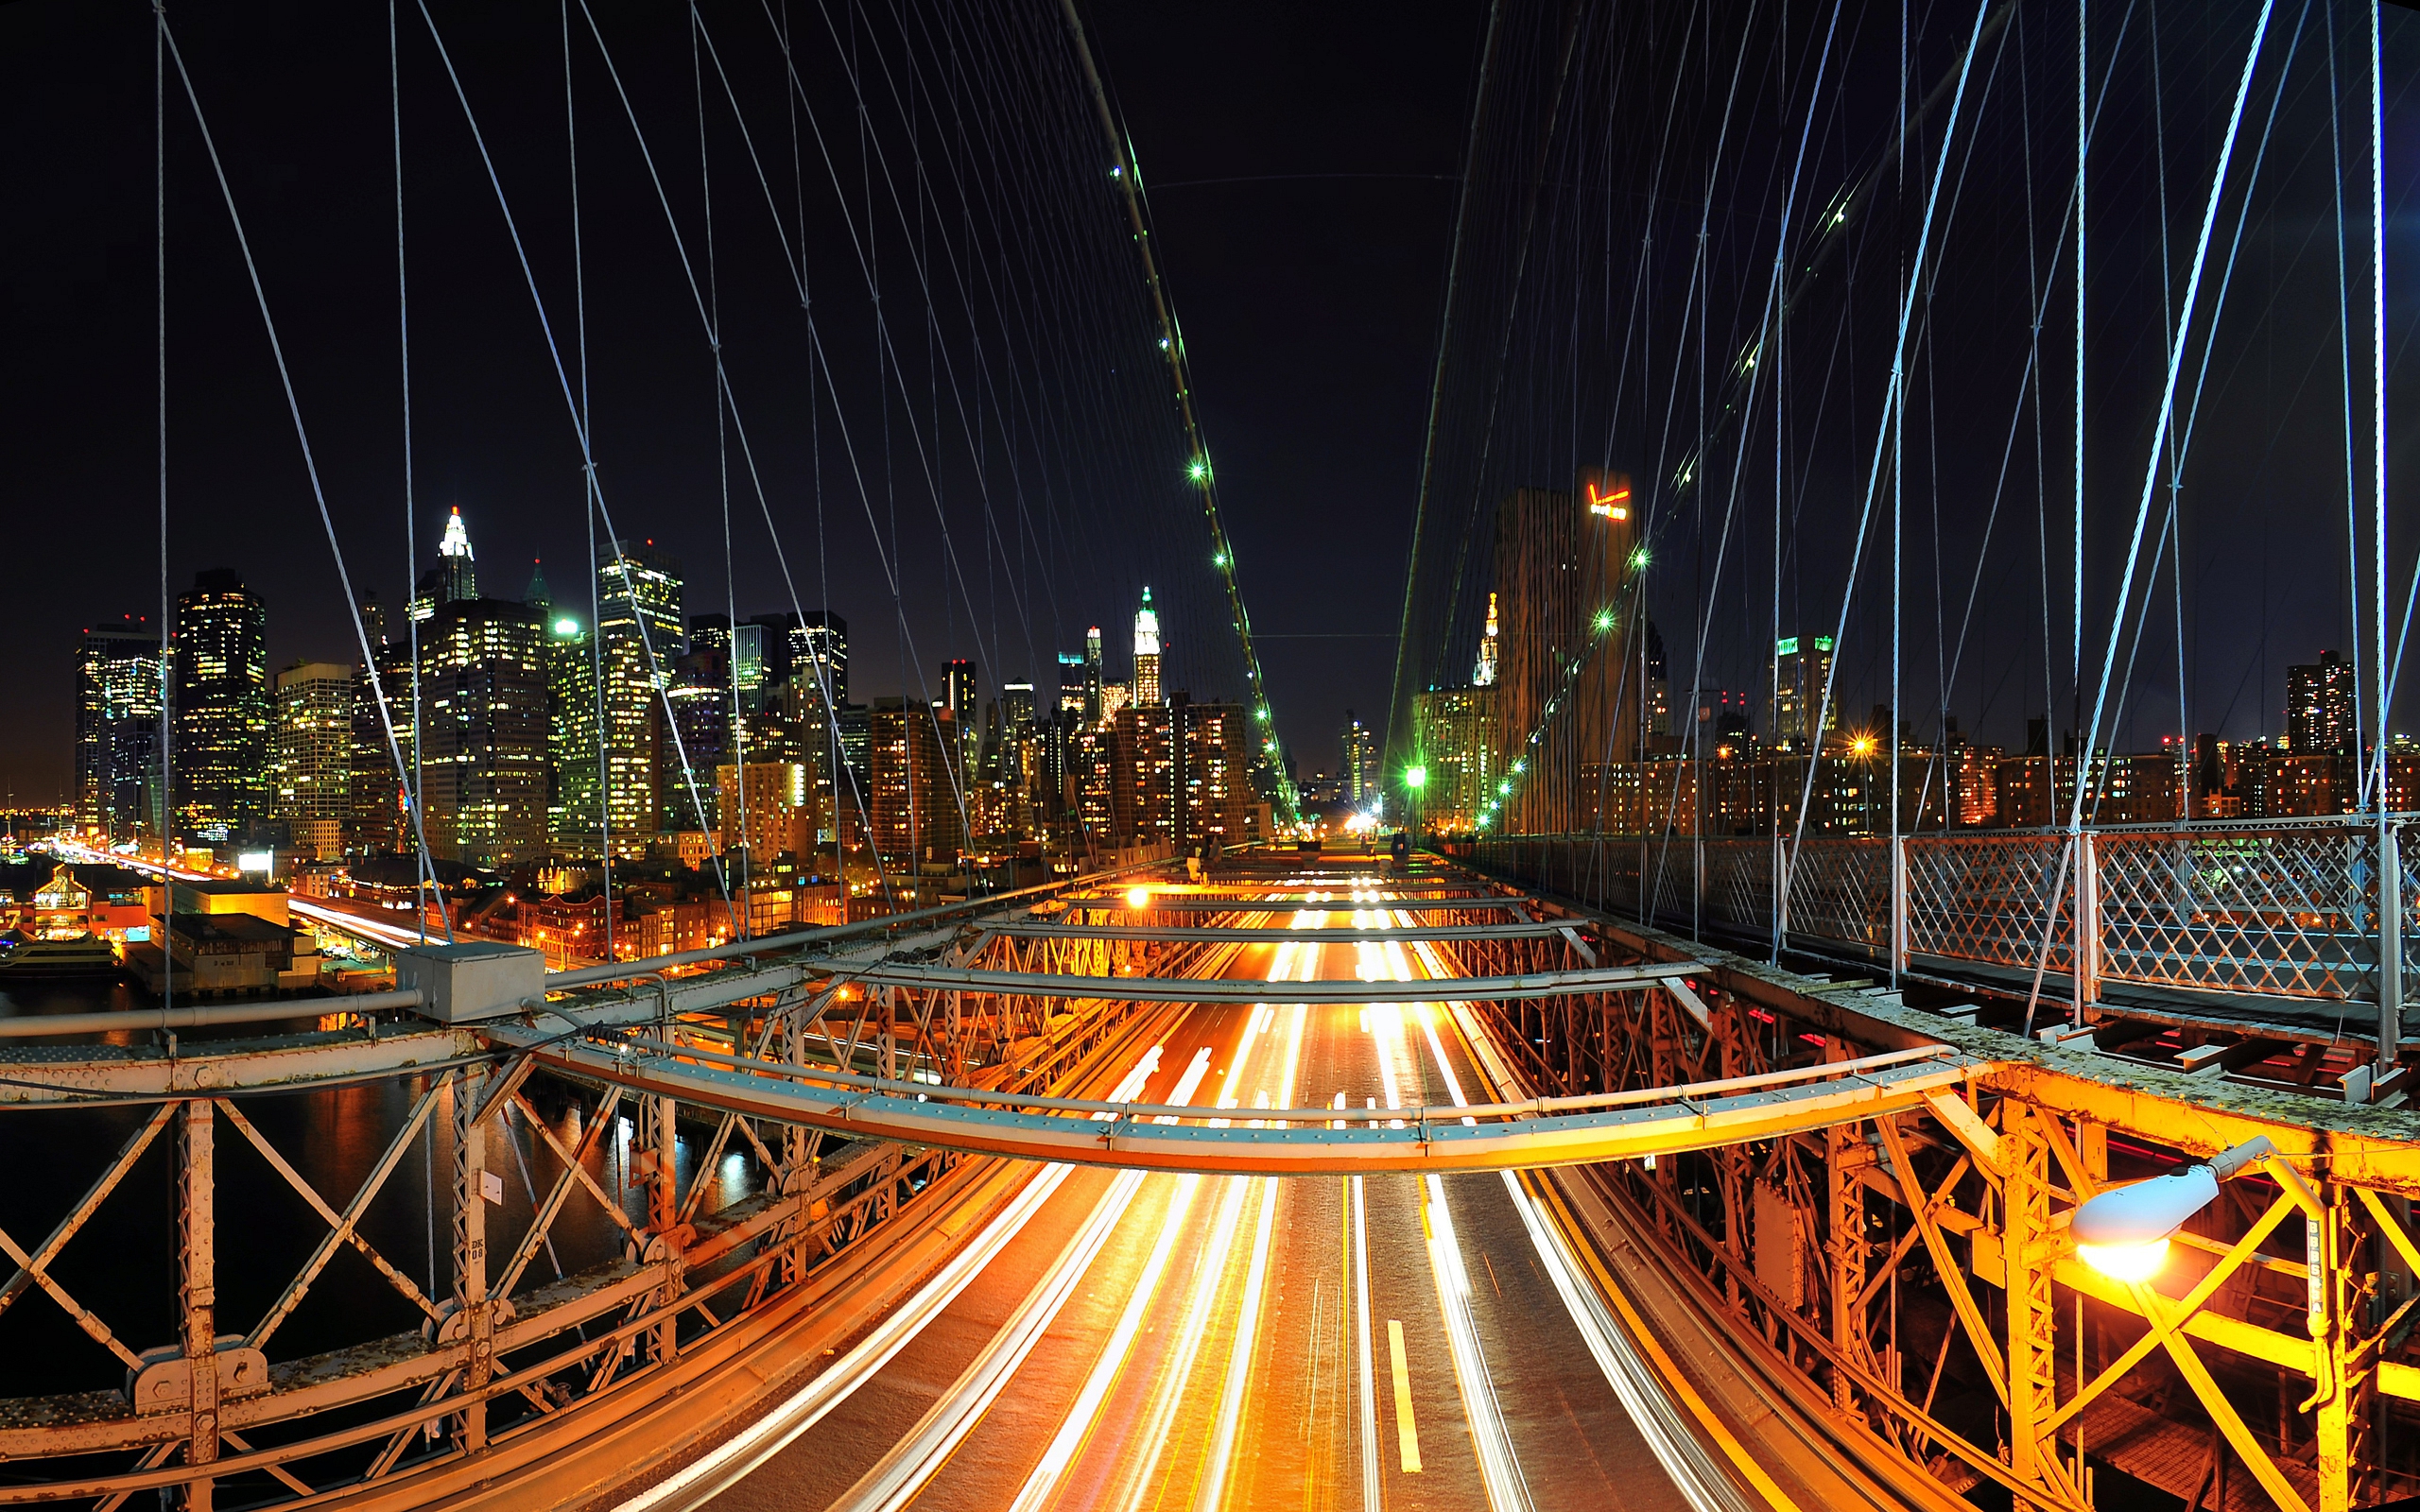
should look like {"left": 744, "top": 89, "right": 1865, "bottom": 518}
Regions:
{"left": 609, "top": 1040, "right": 1170, "bottom": 1512}
{"left": 1362, "top": 914, "right": 1535, "bottom": 1512}
{"left": 831, "top": 1044, "right": 1215, "bottom": 1512}
{"left": 1191, "top": 957, "right": 1310, "bottom": 1512}
{"left": 1406, "top": 934, "right": 1766, "bottom": 1512}
{"left": 1095, "top": 929, "right": 1310, "bottom": 1512}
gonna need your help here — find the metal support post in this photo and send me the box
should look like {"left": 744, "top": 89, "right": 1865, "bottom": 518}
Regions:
{"left": 2073, "top": 832, "right": 2100, "bottom": 1021}
{"left": 2003, "top": 1106, "right": 2063, "bottom": 1491}
{"left": 451, "top": 1065, "right": 492, "bottom": 1453}
{"left": 1825, "top": 1119, "right": 1871, "bottom": 1411}
{"left": 648, "top": 1093, "right": 680, "bottom": 1365}
{"left": 2313, "top": 1185, "right": 2357, "bottom": 1512}
{"left": 2379, "top": 819, "right": 2402, "bottom": 1077}
{"left": 179, "top": 1099, "right": 218, "bottom": 1511}
{"left": 1889, "top": 833, "right": 1909, "bottom": 986}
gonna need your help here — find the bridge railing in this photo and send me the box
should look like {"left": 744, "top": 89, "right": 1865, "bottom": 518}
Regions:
{"left": 1464, "top": 816, "right": 2414, "bottom": 1012}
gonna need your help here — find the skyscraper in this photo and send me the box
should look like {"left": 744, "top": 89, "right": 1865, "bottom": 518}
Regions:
{"left": 1113, "top": 701, "right": 1178, "bottom": 845}
{"left": 1058, "top": 652, "right": 1088, "bottom": 718}
{"left": 2287, "top": 651, "right": 2358, "bottom": 755}
{"left": 272, "top": 662, "right": 354, "bottom": 860}
{"left": 1178, "top": 701, "right": 1254, "bottom": 846}
{"left": 1132, "top": 590, "right": 1163, "bottom": 707}
{"left": 1413, "top": 687, "right": 1495, "bottom": 832}
{"left": 1492, "top": 471, "right": 1638, "bottom": 833}
{"left": 75, "top": 617, "right": 164, "bottom": 843}
{"left": 942, "top": 659, "right": 980, "bottom": 778}
{"left": 869, "top": 699, "right": 963, "bottom": 869}
{"left": 596, "top": 541, "right": 683, "bottom": 853}
{"left": 1771, "top": 634, "right": 1838, "bottom": 751}
{"left": 798, "top": 611, "right": 849, "bottom": 707}
{"left": 546, "top": 611, "right": 601, "bottom": 851}
{"left": 1472, "top": 593, "right": 1500, "bottom": 687}
{"left": 659, "top": 645, "right": 732, "bottom": 833}
{"left": 1340, "top": 712, "right": 1378, "bottom": 806}
{"left": 410, "top": 507, "right": 480, "bottom": 623}
{"left": 419, "top": 595, "right": 548, "bottom": 866}
{"left": 1084, "top": 626, "right": 1105, "bottom": 726}
{"left": 173, "top": 568, "right": 270, "bottom": 842}
{"left": 348, "top": 631, "right": 414, "bottom": 855}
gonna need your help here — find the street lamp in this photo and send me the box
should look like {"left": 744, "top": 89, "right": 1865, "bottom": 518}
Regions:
{"left": 1124, "top": 885, "right": 1151, "bottom": 910}
{"left": 2072, "top": 1135, "right": 2317, "bottom": 1280}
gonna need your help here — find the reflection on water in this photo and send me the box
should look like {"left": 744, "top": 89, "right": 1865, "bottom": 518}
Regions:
{"left": 0, "top": 975, "right": 147, "bottom": 1021}
{"left": 0, "top": 982, "right": 764, "bottom": 1401}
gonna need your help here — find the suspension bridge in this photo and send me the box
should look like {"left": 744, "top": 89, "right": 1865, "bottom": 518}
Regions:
{"left": 9, "top": 1, "right": 2420, "bottom": 1509}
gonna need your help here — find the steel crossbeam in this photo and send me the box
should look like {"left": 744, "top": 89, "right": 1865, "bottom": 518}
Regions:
{"left": 975, "top": 920, "right": 1577, "bottom": 943}
{"left": 805, "top": 958, "right": 1696, "bottom": 1005}
{"left": 488, "top": 1023, "right": 1971, "bottom": 1175}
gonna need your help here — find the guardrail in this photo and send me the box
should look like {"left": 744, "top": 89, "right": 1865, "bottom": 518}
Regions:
{"left": 1465, "top": 816, "right": 2414, "bottom": 1026}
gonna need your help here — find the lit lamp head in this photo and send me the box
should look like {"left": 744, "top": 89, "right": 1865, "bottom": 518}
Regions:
{"left": 1404, "top": 765, "right": 1427, "bottom": 792}
{"left": 2071, "top": 1136, "right": 2275, "bottom": 1281}
{"left": 1123, "top": 885, "right": 1151, "bottom": 910}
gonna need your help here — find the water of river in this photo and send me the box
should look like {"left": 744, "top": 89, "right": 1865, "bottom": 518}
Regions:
{"left": 0, "top": 976, "right": 759, "bottom": 1400}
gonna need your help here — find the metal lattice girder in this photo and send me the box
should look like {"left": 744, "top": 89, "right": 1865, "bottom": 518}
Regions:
{"left": 804, "top": 958, "right": 1697, "bottom": 1005}
{"left": 493, "top": 1023, "right": 1974, "bottom": 1174}
{"left": 1053, "top": 896, "right": 1524, "bottom": 913}
{"left": 974, "top": 920, "right": 1580, "bottom": 943}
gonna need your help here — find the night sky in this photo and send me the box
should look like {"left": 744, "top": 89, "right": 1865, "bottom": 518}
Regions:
{"left": 0, "top": 0, "right": 1481, "bottom": 805}
{"left": 7, "top": 1, "right": 2420, "bottom": 812}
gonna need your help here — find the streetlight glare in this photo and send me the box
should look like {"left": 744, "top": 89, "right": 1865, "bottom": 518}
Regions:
{"left": 1404, "top": 765, "right": 1427, "bottom": 790}
{"left": 1124, "top": 885, "right": 1151, "bottom": 910}
{"left": 2077, "top": 1240, "right": 2171, "bottom": 1282}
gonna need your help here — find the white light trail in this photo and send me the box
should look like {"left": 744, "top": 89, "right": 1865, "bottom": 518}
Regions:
{"left": 1369, "top": 937, "right": 1533, "bottom": 1511}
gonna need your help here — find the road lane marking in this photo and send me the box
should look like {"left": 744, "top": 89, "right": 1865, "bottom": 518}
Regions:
{"left": 1387, "top": 1319, "right": 1422, "bottom": 1473}
{"left": 1355, "top": 1175, "right": 1379, "bottom": 1508}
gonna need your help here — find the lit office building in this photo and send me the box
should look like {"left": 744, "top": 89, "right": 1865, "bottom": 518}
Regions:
{"left": 75, "top": 617, "right": 164, "bottom": 843}
{"left": 407, "top": 507, "right": 480, "bottom": 624}
{"left": 418, "top": 595, "right": 548, "bottom": 866}
{"left": 1084, "top": 627, "right": 1105, "bottom": 726}
{"left": 1179, "top": 701, "right": 1254, "bottom": 846}
{"left": 173, "top": 569, "right": 270, "bottom": 842}
{"left": 1340, "top": 711, "right": 1378, "bottom": 806}
{"left": 658, "top": 646, "right": 732, "bottom": 834}
{"left": 1131, "top": 590, "right": 1163, "bottom": 707}
{"left": 1771, "top": 633, "right": 1838, "bottom": 751}
{"left": 272, "top": 662, "right": 354, "bottom": 860}
{"left": 2287, "top": 650, "right": 2359, "bottom": 756}
{"left": 596, "top": 541, "right": 683, "bottom": 854}
{"left": 942, "top": 658, "right": 980, "bottom": 778}
{"left": 1413, "top": 687, "right": 1495, "bottom": 833}
{"left": 546, "top": 612, "right": 602, "bottom": 851}
{"left": 869, "top": 699, "right": 963, "bottom": 869}
{"left": 347, "top": 635, "right": 415, "bottom": 855}
{"left": 1492, "top": 470, "right": 1637, "bottom": 833}
{"left": 1114, "top": 702, "right": 1178, "bottom": 845}
{"left": 717, "top": 760, "right": 821, "bottom": 863}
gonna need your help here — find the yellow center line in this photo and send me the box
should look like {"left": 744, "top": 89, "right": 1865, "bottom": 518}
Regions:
{"left": 1387, "top": 1318, "right": 1423, "bottom": 1473}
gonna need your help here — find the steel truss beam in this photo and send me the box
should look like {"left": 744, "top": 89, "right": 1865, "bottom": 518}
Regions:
{"left": 493, "top": 1023, "right": 1972, "bottom": 1175}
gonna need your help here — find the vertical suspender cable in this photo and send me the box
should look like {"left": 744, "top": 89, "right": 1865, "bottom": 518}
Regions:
{"left": 2023, "top": 0, "right": 2278, "bottom": 1036}
{"left": 392, "top": 0, "right": 447, "bottom": 943}
{"left": 2375, "top": 0, "right": 2397, "bottom": 1069}
{"left": 566, "top": 1, "right": 612, "bottom": 960}
{"left": 694, "top": 3, "right": 747, "bottom": 942}
{"left": 2073, "top": 0, "right": 2086, "bottom": 759}
{"left": 160, "top": 16, "right": 448, "bottom": 944}
{"left": 156, "top": 1, "right": 171, "bottom": 1016}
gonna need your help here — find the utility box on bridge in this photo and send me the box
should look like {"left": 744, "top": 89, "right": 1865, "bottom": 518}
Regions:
{"left": 397, "top": 941, "right": 546, "bottom": 1024}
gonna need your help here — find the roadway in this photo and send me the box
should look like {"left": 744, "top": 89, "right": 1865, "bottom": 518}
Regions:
{"left": 706, "top": 881, "right": 1724, "bottom": 1512}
